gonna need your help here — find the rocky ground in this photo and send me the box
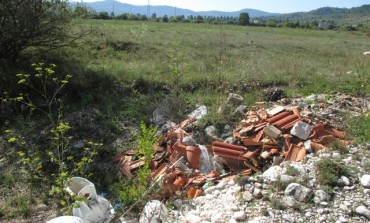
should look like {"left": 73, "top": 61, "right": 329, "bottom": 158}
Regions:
{"left": 119, "top": 93, "right": 370, "bottom": 223}
{"left": 121, "top": 143, "right": 370, "bottom": 223}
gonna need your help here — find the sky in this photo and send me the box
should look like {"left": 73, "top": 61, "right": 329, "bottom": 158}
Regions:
{"left": 79, "top": 0, "right": 370, "bottom": 13}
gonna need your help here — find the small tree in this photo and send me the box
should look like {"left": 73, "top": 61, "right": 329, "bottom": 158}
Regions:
{"left": 239, "top": 12, "right": 250, "bottom": 26}
{"left": 0, "top": 0, "right": 73, "bottom": 62}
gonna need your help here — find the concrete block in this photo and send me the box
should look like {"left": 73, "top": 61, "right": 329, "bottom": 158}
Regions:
{"left": 290, "top": 121, "right": 313, "bottom": 140}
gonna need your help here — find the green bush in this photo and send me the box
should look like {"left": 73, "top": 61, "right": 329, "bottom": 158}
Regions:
{"left": 315, "top": 158, "right": 350, "bottom": 186}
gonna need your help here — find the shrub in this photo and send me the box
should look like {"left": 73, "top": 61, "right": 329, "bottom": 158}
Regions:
{"left": 270, "top": 198, "right": 285, "bottom": 210}
{"left": 315, "top": 158, "right": 350, "bottom": 186}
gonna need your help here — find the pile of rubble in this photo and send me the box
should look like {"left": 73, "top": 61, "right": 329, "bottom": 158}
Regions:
{"left": 116, "top": 93, "right": 369, "bottom": 202}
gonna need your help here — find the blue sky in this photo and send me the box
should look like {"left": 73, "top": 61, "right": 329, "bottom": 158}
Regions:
{"left": 81, "top": 0, "right": 370, "bottom": 13}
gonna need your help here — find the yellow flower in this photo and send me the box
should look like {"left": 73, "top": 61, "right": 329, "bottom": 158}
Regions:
{"left": 8, "top": 137, "right": 16, "bottom": 143}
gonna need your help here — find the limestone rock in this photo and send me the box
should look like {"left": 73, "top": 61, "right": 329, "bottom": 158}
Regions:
{"left": 284, "top": 183, "right": 313, "bottom": 202}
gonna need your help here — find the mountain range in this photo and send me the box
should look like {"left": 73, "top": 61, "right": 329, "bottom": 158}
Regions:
{"left": 73, "top": 0, "right": 279, "bottom": 18}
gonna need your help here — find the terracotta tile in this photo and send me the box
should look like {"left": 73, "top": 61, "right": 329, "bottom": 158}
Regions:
{"left": 167, "top": 168, "right": 187, "bottom": 192}
{"left": 186, "top": 146, "right": 201, "bottom": 169}
{"left": 310, "top": 142, "right": 328, "bottom": 152}
{"left": 284, "top": 144, "right": 306, "bottom": 162}
{"left": 241, "top": 138, "right": 263, "bottom": 146}
{"left": 313, "top": 135, "right": 336, "bottom": 145}
{"left": 172, "top": 141, "right": 186, "bottom": 156}
{"left": 207, "top": 170, "right": 220, "bottom": 178}
{"left": 292, "top": 106, "right": 301, "bottom": 118}
{"left": 116, "top": 155, "right": 133, "bottom": 178}
{"left": 267, "top": 111, "right": 291, "bottom": 124}
{"left": 281, "top": 117, "right": 303, "bottom": 130}
{"left": 152, "top": 163, "right": 169, "bottom": 180}
{"left": 273, "top": 114, "right": 299, "bottom": 128}
{"left": 187, "top": 187, "right": 203, "bottom": 199}
{"left": 180, "top": 117, "right": 197, "bottom": 129}
{"left": 325, "top": 126, "right": 347, "bottom": 139}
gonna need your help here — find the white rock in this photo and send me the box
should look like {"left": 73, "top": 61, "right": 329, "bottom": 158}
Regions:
{"left": 227, "top": 93, "right": 244, "bottom": 105}
{"left": 253, "top": 188, "right": 263, "bottom": 199}
{"left": 185, "top": 213, "right": 202, "bottom": 223}
{"left": 211, "top": 212, "right": 223, "bottom": 223}
{"left": 139, "top": 200, "right": 168, "bottom": 223}
{"left": 247, "top": 216, "right": 269, "bottom": 223}
{"left": 360, "top": 175, "right": 370, "bottom": 188}
{"left": 188, "top": 105, "right": 208, "bottom": 120}
{"left": 282, "top": 214, "right": 295, "bottom": 223}
{"left": 283, "top": 196, "right": 297, "bottom": 207}
{"left": 341, "top": 176, "right": 351, "bottom": 186}
{"left": 338, "top": 216, "right": 348, "bottom": 222}
{"left": 232, "top": 211, "right": 246, "bottom": 220}
{"left": 262, "top": 166, "right": 282, "bottom": 182}
{"left": 284, "top": 183, "right": 313, "bottom": 202}
{"left": 242, "top": 191, "right": 254, "bottom": 202}
{"left": 355, "top": 206, "right": 370, "bottom": 219}
{"left": 364, "top": 189, "right": 370, "bottom": 195}
{"left": 314, "top": 190, "right": 330, "bottom": 204}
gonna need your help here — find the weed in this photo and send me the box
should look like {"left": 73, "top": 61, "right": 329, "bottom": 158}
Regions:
{"left": 352, "top": 153, "right": 362, "bottom": 161}
{"left": 0, "top": 172, "right": 15, "bottom": 188}
{"left": 319, "top": 185, "right": 335, "bottom": 196}
{"left": 234, "top": 175, "right": 250, "bottom": 186}
{"left": 285, "top": 165, "right": 300, "bottom": 176}
{"left": 315, "top": 158, "right": 350, "bottom": 186}
{"left": 363, "top": 162, "right": 370, "bottom": 172}
{"left": 6, "top": 195, "right": 31, "bottom": 218}
{"left": 4, "top": 63, "right": 100, "bottom": 214}
{"left": 117, "top": 122, "right": 159, "bottom": 208}
{"left": 260, "top": 207, "right": 269, "bottom": 216}
{"left": 328, "top": 139, "right": 348, "bottom": 154}
{"left": 270, "top": 198, "right": 285, "bottom": 210}
{"left": 298, "top": 174, "right": 311, "bottom": 187}
{"left": 270, "top": 179, "right": 295, "bottom": 192}
{"left": 292, "top": 202, "right": 303, "bottom": 212}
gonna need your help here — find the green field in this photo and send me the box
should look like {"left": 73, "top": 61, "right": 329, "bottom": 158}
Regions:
{"left": 54, "top": 19, "right": 369, "bottom": 121}
{"left": 71, "top": 20, "right": 370, "bottom": 96}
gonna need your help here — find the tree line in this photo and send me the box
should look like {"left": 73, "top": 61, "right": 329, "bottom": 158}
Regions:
{"left": 72, "top": 4, "right": 370, "bottom": 32}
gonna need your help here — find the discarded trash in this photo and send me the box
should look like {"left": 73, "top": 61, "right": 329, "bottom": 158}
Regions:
{"left": 46, "top": 216, "right": 83, "bottom": 223}
{"left": 115, "top": 93, "right": 362, "bottom": 204}
{"left": 66, "top": 177, "right": 115, "bottom": 223}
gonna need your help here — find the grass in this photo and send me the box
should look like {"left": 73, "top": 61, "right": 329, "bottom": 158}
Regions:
{"left": 270, "top": 198, "right": 285, "bottom": 210}
{"left": 344, "top": 115, "right": 370, "bottom": 144}
{"left": 285, "top": 165, "right": 301, "bottom": 176}
{"left": 64, "top": 20, "right": 370, "bottom": 98}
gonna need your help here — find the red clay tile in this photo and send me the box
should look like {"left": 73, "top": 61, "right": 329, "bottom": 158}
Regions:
{"left": 167, "top": 168, "right": 187, "bottom": 192}
{"left": 152, "top": 163, "right": 170, "bottom": 180}
{"left": 186, "top": 146, "right": 201, "bottom": 169}
{"left": 172, "top": 141, "right": 186, "bottom": 156}
{"left": 284, "top": 144, "right": 306, "bottom": 162}
{"left": 310, "top": 142, "right": 328, "bottom": 152}
{"left": 292, "top": 106, "right": 301, "bottom": 118}
{"left": 267, "top": 111, "right": 291, "bottom": 124}
{"left": 273, "top": 114, "right": 299, "bottom": 128}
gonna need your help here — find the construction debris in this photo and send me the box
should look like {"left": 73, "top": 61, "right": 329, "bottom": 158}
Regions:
{"left": 115, "top": 93, "right": 369, "bottom": 201}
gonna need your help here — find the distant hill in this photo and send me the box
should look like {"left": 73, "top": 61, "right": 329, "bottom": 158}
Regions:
{"left": 71, "top": 0, "right": 279, "bottom": 18}
{"left": 264, "top": 4, "right": 370, "bottom": 26}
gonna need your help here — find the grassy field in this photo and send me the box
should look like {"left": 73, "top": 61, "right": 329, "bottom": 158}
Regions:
{"left": 0, "top": 19, "right": 369, "bottom": 221}
{"left": 68, "top": 19, "right": 370, "bottom": 99}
